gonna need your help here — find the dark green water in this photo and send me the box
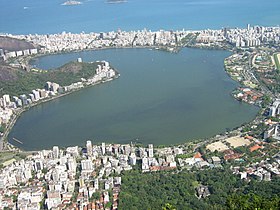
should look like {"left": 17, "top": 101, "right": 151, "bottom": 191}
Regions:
{"left": 8, "top": 48, "right": 259, "bottom": 150}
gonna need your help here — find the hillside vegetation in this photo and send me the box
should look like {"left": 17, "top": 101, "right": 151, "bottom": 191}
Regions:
{"left": 0, "top": 61, "right": 99, "bottom": 96}
{"left": 0, "top": 36, "right": 36, "bottom": 52}
{"left": 119, "top": 168, "right": 280, "bottom": 210}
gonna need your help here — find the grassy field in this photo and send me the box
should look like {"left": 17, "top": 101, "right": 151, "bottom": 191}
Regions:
{"left": 0, "top": 151, "right": 25, "bottom": 167}
{"left": 273, "top": 53, "right": 280, "bottom": 70}
{"left": 0, "top": 151, "right": 35, "bottom": 167}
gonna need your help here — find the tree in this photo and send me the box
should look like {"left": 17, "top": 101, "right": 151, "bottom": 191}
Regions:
{"left": 105, "top": 202, "right": 112, "bottom": 209}
{"left": 162, "top": 203, "right": 176, "bottom": 210}
{"left": 41, "top": 168, "right": 48, "bottom": 174}
{"left": 0, "top": 125, "right": 4, "bottom": 133}
{"left": 226, "top": 193, "right": 280, "bottom": 210}
{"left": 92, "top": 192, "right": 100, "bottom": 201}
{"left": 262, "top": 95, "right": 272, "bottom": 107}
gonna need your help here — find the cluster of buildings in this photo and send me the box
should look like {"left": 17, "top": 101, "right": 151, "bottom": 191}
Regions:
{"left": 1, "top": 132, "right": 278, "bottom": 209}
{"left": 0, "top": 60, "right": 117, "bottom": 137}
{"left": 224, "top": 52, "right": 264, "bottom": 105}
{"left": 177, "top": 153, "right": 222, "bottom": 170}
{"left": 196, "top": 24, "right": 280, "bottom": 48}
{"left": 177, "top": 136, "right": 259, "bottom": 171}
{"left": 233, "top": 153, "right": 280, "bottom": 182}
{"left": 140, "top": 144, "right": 179, "bottom": 172}
{"left": 7, "top": 29, "right": 193, "bottom": 54}
{"left": 0, "top": 95, "right": 13, "bottom": 126}
{"left": 0, "top": 129, "right": 279, "bottom": 209}
{"left": 268, "top": 99, "right": 280, "bottom": 117}
{"left": 1, "top": 25, "right": 278, "bottom": 59}
{"left": 0, "top": 47, "right": 38, "bottom": 62}
{"left": 0, "top": 141, "right": 121, "bottom": 209}
{"left": 0, "top": 85, "right": 61, "bottom": 124}
{"left": 234, "top": 87, "right": 263, "bottom": 105}
{"left": 196, "top": 29, "right": 225, "bottom": 43}
{"left": 0, "top": 141, "right": 182, "bottom": 209}
{"left": 264, "top": 99, "right": 280, "bottom": 140}
{"left": 190, "top": 133, "right": 280, "bottom": 183}
{"left": 252, "top": 52, "right": 275, "bottom": 73}
{"left": 85, "top": 61, "right": 116, "bottom": 85}
{"left": 0, "top": 85, "right": 62, "bottom": 136}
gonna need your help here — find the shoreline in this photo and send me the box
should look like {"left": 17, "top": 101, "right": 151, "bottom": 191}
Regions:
{"left": 1, "top": 37, "right": 269, "bottom": 151}
{"left": 2, "top": 48, "right": 260, "bottom": 151}
{"left": 2, "top": 68, "right": 120, "bottom": 151}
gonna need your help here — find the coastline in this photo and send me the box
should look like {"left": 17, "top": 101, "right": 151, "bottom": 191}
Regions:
{"left": 1, "top": 29, "right": 273, "bottom": 151}
{"left": 5, "top": 56, "right": 253, "bottom": 152}
{"left": 2, "top": 65, "right": 120, "bottom": 151}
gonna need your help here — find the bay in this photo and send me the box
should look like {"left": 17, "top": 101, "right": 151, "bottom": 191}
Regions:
{"left": 8, "top": 48, "right": 259, "bottom": 150}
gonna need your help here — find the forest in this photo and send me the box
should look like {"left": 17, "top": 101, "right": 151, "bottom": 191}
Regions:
{"left": 118, "top": 167, "right": 280, "bottom": 210}
{"left": 0, "top": 61, "right": 100, "bottom": 96}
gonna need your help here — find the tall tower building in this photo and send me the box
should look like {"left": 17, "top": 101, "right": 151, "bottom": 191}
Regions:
{"left": 148, "top": 144, "right": 153, "bottom": 158}
{"left": 101, "top": 142, "right": 106, "bottom": 155}
{"left": 53, "top": 146, "right": 59, "bottom": 159}
{"left": 51, "top": 169, "right": 59, "bottom": 182}
{"left": 81, "top": 159, "right": 93, "bottom": 171}
{"left": 34, "top": 160, "right": 43, "bottom": 171}
{"left": 67, "top": 157, "right": 77, "bottom": 172}
{"left": 2, "top": 95, "right": 10, "bottom": 107}
{"left": 129, "top": 153, "right": 137, "bottom": 165}
{"left": 86, "top": 140, "right": 93, "bottom": 156}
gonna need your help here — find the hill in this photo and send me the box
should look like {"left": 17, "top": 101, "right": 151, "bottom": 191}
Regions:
{"left": 119, "top": 168, "right": 280, "bottom": 210}
{"left": 0, "top": 36, "right": 36, "bottom": 52}
{"left": 0, "top": 61, "right": 99, "bottom": 96}
{"left": 0, "top": 64, "right": 19, "bottom": 82}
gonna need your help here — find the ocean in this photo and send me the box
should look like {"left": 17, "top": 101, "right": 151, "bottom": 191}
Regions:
{"left": 1, "top": 0, "right": 280, "bottom": 35}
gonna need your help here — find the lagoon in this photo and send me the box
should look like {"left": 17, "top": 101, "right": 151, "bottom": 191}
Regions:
{"left": 8, "top": 48, "right": 259, "bottom": 150}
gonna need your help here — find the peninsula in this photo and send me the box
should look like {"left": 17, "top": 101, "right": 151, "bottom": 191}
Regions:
{"left": 0, "top": 59, "right": 119, "bottom": 151}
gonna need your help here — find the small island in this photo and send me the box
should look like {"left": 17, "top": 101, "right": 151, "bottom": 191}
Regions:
{"left": 61, "top": 1, "right": 82, "bottom": 6}
{"left": 107, "top": 0, "right": 128, "bottom": 4}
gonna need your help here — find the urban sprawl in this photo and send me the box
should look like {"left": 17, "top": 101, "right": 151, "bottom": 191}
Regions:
{"left": 0, "top": 24, "right": 280, "bottom": 209}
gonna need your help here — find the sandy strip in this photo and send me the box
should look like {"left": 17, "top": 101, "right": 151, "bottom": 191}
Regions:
{"left": 225, "top": 136, "right": 251, "bottom": 148}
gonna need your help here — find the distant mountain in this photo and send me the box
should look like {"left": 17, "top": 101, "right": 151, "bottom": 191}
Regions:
{"left": 0, "top": 37, "right": 36, "bottom": 52}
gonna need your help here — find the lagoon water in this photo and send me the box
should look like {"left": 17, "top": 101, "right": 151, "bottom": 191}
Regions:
{"left": 8, "top": 48, "right": 258, "bottom": 150}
